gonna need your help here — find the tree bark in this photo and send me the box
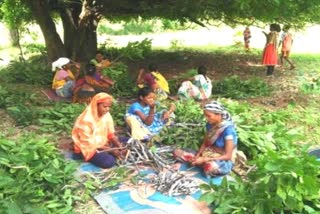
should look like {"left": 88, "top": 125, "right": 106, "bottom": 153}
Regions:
{"left": 60, "top": 2, "right": 98, "bottom": 62}
{"left": 24, "top": 0, "right": 66, "bottom": 63}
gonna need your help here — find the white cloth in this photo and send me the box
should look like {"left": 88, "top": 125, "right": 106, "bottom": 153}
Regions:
{"left": 52, "top": 57, "right": 70, "bottom": 72}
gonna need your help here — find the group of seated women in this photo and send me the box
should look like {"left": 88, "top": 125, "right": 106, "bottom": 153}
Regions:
{"left": 52, "top": 53, "right": 237, "bottom": 177}
{"left": 71, "top": 91, "right": 237, "bottom": 178}
{"left": 51, "top": 51, "right": 114, "bottom": 103}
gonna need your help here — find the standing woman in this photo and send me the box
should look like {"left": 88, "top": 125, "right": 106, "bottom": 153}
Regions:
{"left": 174, "top": 101, "right": 237, "bottom": 177}
{"left": 72, "top": 93, "right": 125, "bottom": 168}
{"left": 262, "top": 24, "right": 281, "bottom": 76}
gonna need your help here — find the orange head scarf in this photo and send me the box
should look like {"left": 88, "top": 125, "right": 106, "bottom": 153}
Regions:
{"left": 72, "top": 92, "right": 114, "bottom": 161}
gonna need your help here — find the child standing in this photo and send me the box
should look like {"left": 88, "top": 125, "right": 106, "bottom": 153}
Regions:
{"left": 279, "top": 25, "right": 295, "bottom": 70}
{"left": 262, "top": 24, "right": 281, "bottom": 76}
{"left": 243, "top": 27, "right": 251, "bottom": 51}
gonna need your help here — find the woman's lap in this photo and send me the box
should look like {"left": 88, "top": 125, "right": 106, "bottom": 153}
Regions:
{"left": 89, "top": 152, "right": 116, "bottom": 169}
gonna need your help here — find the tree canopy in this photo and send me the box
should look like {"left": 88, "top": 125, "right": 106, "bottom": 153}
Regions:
{"left": 1, "top": 0, "right": 320, "bottom": 62}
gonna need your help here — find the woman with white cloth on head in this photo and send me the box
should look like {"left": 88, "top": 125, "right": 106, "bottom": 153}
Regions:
{"left": 51, "top": 57, "right": 80, "bottom": 98}
{"left": 174, "top": 101, "right": 238, "bottom": 177}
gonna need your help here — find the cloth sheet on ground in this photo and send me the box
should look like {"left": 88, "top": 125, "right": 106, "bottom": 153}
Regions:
{"left": 41, "top": 88, "right": 71, "bottom": 102}
{"left": 62, "top": 141, "right": 231, "bottom": 214}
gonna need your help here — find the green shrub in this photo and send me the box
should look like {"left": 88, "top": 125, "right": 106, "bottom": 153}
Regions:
{"left": 212, "top": 75, "right": 271, "bottom": 99}
{"left": 101, "top": 63, "right": 136, "bottom": 97}
{"left": 1, "top": 55, "right": 52, "bottom": 86}
{"left": 102, "top": 38, "right": 152, "bottom": 61}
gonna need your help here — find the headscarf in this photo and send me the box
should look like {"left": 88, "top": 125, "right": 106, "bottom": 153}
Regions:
{"left": 203, "top": 101, "right": 232, "bottom": 122}
{"left": 52, "top": 57, "right": 70, "bottom": 72}
{"left": 72, "top": 93, "right": 114, "bottom": 161}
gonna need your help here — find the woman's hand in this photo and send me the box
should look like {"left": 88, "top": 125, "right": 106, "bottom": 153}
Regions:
{"left": 162, "top": 111, "right": 170, "bottom": 120}
{"left": 191, "top": 156, "right": 208, "bottom": 166}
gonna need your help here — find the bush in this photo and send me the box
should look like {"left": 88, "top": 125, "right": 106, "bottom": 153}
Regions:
{"left": 1, "top": 55, "right": 52, "bottom": 86}
{"left": 212, "top": 75, "right": 271, "bottom": 99}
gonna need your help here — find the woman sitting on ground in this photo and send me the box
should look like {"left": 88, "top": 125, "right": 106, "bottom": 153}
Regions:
{"left": 90, "top": 50, "right": 114, "bottom": 86}
{"left": 136, "top": 63, "right": 170, "bottom": 101}
{"left": 125, "top": 87, "right": 176, "bottom": 140}
{"left": 73, "top": 64, "right": 112, "bottom": 103}
{"left": 52, "top": 57, "right": 80, "bottom": 98}
{"left": 72, "top": 93, "right": 125, "bottom": 168}
{"left": 177, "top": 65, "right": 212, "bottom": 102}
{"left": 174, "top": 101, "right": 237, "bottom": 177}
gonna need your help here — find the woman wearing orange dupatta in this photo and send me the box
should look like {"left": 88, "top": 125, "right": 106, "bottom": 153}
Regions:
{"left": 72, "top": 93, "right": 124, "bottom": 168}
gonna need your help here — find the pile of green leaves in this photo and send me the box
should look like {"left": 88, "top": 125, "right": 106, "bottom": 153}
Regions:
{"left": 200, "top": 149, "right": 320, "bottom": 213}
{"left": 224, "top": 99, "right": 306, "bottom": 158}
{"left": 1, "top": 55, "right": 52, "bottom": 86}
{"left": 0, "top": 134, "right": 81, "bottom": 213}
{"left": 212, "top": 75, "right": 271, "bottom": 99}
{"left": 159, "top": 100, "right": 205, "bottom": 150}
{"left": 37, "top": 103, "right": 85, "bottom": 134}
{"left": 110, "top": 101, "right": 128, "bottom": 127}
{"left": 101, "top": 63, "right": 136, "bottom": 97}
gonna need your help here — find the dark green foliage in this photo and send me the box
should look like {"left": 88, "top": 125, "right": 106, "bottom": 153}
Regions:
{"left": 212, "top": 75, "right": 271, "bottom": 99}
{"left": 38, "top": 103, "right": 86, "bottom": 134}
{"left": 224, "top": 100, "right": 306, "bottom": 159}
{"left": 159, "top": 99, "right": 205, "bottom": 150}
{"left": 1, "top": 89, "right": 42, "bottom": 126}
{"left": 200, "top": 149, "right": 320, "bottom": 213}
{"left": 1, "top": 55, "right": 52, "bottom": 86}
{"left": 103, "top": 38, "right": 152, "bottom": 61}
{"left": 101, "top": 63, "right": 137, "bottom": 97}
{"left": 110, "top": 101, "right": 128, "bottom": 127}
{"left": 0, "top": 134, "right": 79, "bottom": 213}
{"left": 98, "top": 18, "right": 194, "bottom": 36}
{"left": 0, "top": 86, "right": 9, "bottom": 108}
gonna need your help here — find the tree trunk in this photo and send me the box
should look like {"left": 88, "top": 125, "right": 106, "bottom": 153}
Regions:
{"left": 9, "top": 28, "right": 19, "bottom": 47}
{"left": 24, "top": 0, "right": 66, "bottom": 63}
{"left": 60, "top": 5, "right": 98, "bottom": 63}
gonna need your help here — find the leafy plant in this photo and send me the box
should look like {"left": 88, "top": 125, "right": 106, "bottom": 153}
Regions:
{"left": 200, "top": 149, "right": 320, "bottom": 214}
{"left": 0, "top": 134, "right": 81, "bottom": 213}
{"left": 159, "top": 100, "right": 205, "bottom": 150}
{"left": 212, "top": 75, "right": 271, "bottom": 99}
{"left": 299, "top": 72, "right": 320, "bottom": 94}
{"left": 101, "top": 63, "right": 136, "bottom": 97}
{"left": 102, "top": 38, "right": 152, "bottom": 61}
{"left": 37, "top": 103, "right": 85, "bottom": 134}
{"left": 1, "top": 55, "right": 51, "bottom": 86}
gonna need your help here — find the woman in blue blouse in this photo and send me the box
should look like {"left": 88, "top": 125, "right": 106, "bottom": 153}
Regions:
{"left": 174, "top": 101, "right": 237, "bottom": 176}
{"left": 126, "top": 87, "right": 175, "bottom": 139}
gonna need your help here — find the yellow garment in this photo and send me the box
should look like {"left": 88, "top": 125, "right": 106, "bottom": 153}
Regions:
{"left": 72, "top": 93, "right": 115, "bottom": 161}
{"left": 52, "top": 69, "right": 75, "bottom": 90}
{"left": 151, "top": 71, "right": 170, "bottom": 93}
{"left": 125, "top": 116, "right": 151, "bottom": 140}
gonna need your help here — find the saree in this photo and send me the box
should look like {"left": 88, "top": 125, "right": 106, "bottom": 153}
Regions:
{"left": 72, "top": 93, "right": 115, "bottom": 161}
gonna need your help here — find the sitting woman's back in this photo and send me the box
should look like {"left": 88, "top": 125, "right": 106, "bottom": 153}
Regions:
{"left": 178, "top": 65, "right": 212, "bottom": 101}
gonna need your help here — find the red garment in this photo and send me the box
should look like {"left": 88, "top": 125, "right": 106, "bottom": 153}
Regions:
{"left": 262, "top": 44, "right": 278, "bottom": 65}
{"left": 143, "top": 73, "right": 156, "bottom": 87}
